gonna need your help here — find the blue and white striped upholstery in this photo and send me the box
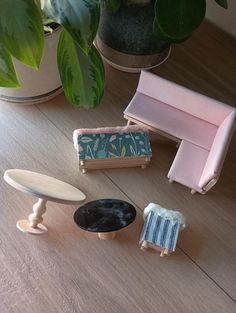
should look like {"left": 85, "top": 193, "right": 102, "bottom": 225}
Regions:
{"left": 140, "top": 211, "right": 181, "bottom": 252}
{"left": 140, "top": 203, "right": 186, "bottom": 252}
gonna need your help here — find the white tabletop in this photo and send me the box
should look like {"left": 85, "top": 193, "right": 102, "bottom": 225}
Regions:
{"left": 4, "top": 169, "right": 86, "bottom": 204}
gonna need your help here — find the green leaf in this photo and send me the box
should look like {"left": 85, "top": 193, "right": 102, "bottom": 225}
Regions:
{"left": 0, "top": 47, "right": 20, "bottom": 87}
{"left": 154, "top": 0, "right": 206, "bottom": 40}
{"left": 153, "top": 18, "right": 191, "bottom": 43}
{"left": 104, "top": 0, "right": 121, "bottom": 12}
{"left": 42, "top": 0, "right": 100, "bottom": 54}
{"left": 214, "top": 0, "right": 228, "bottom": 9}
{"left": 0, "top": 0, "right": 44, "bottom": 69}
{"left": 121, "top": 146, "right": 126, "bottom": 157}
{"left": 57, "top": 30, "right": 105, "bottom": 108}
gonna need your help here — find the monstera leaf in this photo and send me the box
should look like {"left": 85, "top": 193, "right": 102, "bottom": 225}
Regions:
{"left": 57, "top": 30, "right": 105, "bottom": 108}
{"left": 0, "top": 0, "right": 44, "bottom": 69}
{"left": 154, "top": 0, "right": 206, "bottom": 41}
{"left": 41, "top": 0, "right": 100, "bottom": 54}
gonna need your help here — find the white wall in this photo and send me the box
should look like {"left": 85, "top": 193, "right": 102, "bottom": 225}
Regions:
{"left": 206, "top": 0, "right": 236, "bottom": 37}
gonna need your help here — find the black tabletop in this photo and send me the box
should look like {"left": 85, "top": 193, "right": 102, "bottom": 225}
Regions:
{"left": 74, "top": 199, "right": 136, "bottom": 233}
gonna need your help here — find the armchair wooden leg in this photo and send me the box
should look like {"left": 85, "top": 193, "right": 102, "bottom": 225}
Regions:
{"left": 169, "top": 179, "right": 174, "bottom": 183}
{"left": 164, "top": 248, "right": 170, "bottom": 256}
{"left": 191, "top": 189, "right": 197, "bottom": 194}
{"left": 140, "top": 240, "right": 149, "bottom": 251}
{"left": 160, "top": 250, "right": 165, "bottom": 257}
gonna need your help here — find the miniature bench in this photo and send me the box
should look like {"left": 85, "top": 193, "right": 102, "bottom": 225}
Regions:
{"left": 124, "top": 71, "right": 236, "bottom": 194}
{"left": 73, "top": 125, "right": 152, "bottom": 173}
{"left": 140, "top": 203, "right": 186, "bottom": 257}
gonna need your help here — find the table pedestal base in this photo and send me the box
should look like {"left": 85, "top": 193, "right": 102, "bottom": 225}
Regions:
{"left": 16, "top": 219, "right": 47, "bottom": 234}
{"left": 98, "top": 231, "right": 116, "bottom": 240}
{"left": 17, "top": 198, "right": 48, "bottom": 235}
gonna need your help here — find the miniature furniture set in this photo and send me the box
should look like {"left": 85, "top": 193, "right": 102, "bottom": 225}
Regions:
{"left": 124, "top": 71, "right": 236, "bottom": 194}
{"left": 74, "top": 199, "right": 136, "bottom": 240}
{"left": 73, "top": 125, "right": 152, "bottom": 173}
{"left": 140, "top": 203, "right": 186, "bottom": 257}
{"left": 3, "top": 71, "right": 235, "bottom": 258}
{"left": 4, "top": 169, "right": 86, "bottom": 234}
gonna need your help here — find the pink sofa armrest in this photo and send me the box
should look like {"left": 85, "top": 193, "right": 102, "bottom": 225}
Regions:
{"left": 168, "top": 140, "right": 209, "bottom": 193}
{"left": 199, "top": 110, "right": 236, "bottom": 188}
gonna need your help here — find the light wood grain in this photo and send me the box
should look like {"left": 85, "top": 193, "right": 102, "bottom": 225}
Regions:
{"left": 4, "top": 169, "right": 86, "bottom": 204}
{"left": 0, "top": 20, "right": 236, "bottom": 312}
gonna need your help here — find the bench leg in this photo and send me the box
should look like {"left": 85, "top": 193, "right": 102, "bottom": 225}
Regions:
{"left": 80, "top": 161, "right": 87, "bottom": 174}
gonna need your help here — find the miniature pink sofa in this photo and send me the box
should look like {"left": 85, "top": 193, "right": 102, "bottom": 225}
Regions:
{"left": 124, "top": 71, "right": 236, "bottom": 194}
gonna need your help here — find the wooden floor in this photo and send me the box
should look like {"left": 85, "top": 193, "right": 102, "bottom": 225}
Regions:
{"left": 0, "top": 21, "right": 236, "bottom": 312}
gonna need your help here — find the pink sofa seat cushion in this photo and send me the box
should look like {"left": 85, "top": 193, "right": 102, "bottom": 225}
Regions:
{"left": 199, "top": 110, "right": 236, "bottom": 188}
{"left": 124, "top": 92, "right": 218, "bottom": 150}
{"left": 137, "top": 71, "right": 233, "bottom": 126}
{"left": 168, "top": 140, "right": 209, "bottom": 192}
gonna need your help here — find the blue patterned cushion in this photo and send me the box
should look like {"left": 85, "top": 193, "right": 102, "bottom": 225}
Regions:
{"left": 77, "top": 131, "right": 152, "bottom": 160}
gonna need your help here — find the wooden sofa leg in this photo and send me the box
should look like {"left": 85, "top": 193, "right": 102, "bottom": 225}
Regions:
{"left": 169, "top": 179, "right": 174, "bottom": 183}
{"left": 191, "top": 189, "right": 197, "bottom": 194}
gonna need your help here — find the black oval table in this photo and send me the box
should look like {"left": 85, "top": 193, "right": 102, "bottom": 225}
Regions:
{"left": 74, "top": 199, "right": 136, "bottom": 240}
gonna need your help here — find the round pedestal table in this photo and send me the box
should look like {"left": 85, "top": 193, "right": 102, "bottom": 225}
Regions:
{"left": 4, "top": 169, "right": 86, "bottom": 235}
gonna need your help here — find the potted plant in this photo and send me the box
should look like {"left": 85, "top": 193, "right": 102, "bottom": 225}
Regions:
{"left": 0, "top": 0, "right": 228, "bottom": 109}
{"left": 96, "top": 0, "right": 228, "bottom": 72}
{"left": 0, "top": 12, "right": 62, "bottom": 105}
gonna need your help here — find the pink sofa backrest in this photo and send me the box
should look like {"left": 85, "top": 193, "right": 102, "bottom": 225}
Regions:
{"left": 137, "top": 71, "right": 233, "bottom": 126}
{"left": 198, "top": 110, "right": 236, "bottom": 188}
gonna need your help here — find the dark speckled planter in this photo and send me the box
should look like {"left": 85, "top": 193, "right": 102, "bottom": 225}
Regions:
{"left": 97, "top": 3, "right": 171, "bottom": 72}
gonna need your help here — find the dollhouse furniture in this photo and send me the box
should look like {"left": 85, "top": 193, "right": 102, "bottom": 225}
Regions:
{"left": 4, "top": 169, "right": 86, "bottom": 234}
{"left": 124, "top": 71, "right": 236, "bottom": 194}
{"left": 140, "top": 203, "right": 186, "bottom": 257}
{"left": 73, "top": 125, "right": 152, "bottom": 173}
{"left": 74, "top": 199, "right": 136, "bottom": 240}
